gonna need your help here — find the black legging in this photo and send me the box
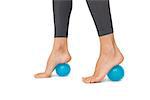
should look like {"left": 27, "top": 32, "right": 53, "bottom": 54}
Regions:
{"left": 53, "top": 0, "right": 113, "bottom": 37}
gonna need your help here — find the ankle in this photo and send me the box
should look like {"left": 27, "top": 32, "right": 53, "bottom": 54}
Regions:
{"left": 101, "top": 45, "right": 116, "bottom": 55}
{"left": 100, "top": 45, "right": 124, "bottom": 61}
{"left": 53, "top": 44, "right": 67, "bottom": 49}
{"left": 53, "top": 38, "right": 68, "bottom": 52}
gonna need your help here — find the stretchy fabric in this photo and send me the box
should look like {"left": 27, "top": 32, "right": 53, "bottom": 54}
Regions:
{"left": 53, "top": 0, "right": 113, "bottom": 37}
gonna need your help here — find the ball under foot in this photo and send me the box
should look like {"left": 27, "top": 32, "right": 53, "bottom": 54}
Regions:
{"left": 107, "top": 65, "right": 124, "bottom": 81}
{"left": 55, "top": 63, "right": 71, "bottom": 77}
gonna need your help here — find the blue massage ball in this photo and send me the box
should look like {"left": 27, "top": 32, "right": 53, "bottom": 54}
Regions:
{"left": 55, "top": 63, "right": 71, "bottom": 77}
{"left": 107, "top": 65, "right": 124, "bottom": 81}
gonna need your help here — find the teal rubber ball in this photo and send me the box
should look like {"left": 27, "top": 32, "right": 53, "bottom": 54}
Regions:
{"left": 55, "top": 63, "right": 71, "bottom": 77}
{"left": 107, "top": 65, "right": 124, "bottom": 81}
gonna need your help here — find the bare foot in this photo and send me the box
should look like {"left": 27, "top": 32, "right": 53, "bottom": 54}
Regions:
{"left": 34, "top": 38, "right": 71, "bottom": 78}
{"left": 82, "top": 34, "right": 124, "bottom": 83}
{"left": 34, "top": 49, "right": 71, "bottom": 78}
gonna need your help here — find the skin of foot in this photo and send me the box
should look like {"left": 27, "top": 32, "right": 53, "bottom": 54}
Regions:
{"left": 34, "top": 38, "right": 71, "bottom": 78}
{"left": 82, "top": 34, "right": 124, "bottom": 83}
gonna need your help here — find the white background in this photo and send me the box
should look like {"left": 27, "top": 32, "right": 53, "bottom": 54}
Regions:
{"left": 0, "top": 0, "right": 150, "bottom": 100}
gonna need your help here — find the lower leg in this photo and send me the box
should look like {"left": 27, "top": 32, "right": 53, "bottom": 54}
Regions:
{"left": 86, "top": 0, "right": 113, "bottom": 36}
{"left": 83, "top": 0, "right": 122, "bottom": 83}
{"left": 34, "top": 38, "right": 71, "bottom": 78}
{"left": 83, "top": 34, "right": 124, "bottom": 83}
{"left": 34, "top": 0, "right": 72, "bottom": 78}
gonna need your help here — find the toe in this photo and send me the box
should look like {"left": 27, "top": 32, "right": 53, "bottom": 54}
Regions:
{"left": 34, "top": 73, "right": 50, "bottom": 78}
{"left": 82, "top": 76, "right": 92, "bottom": 84}
{"left": 90, "top": 77, "right": 98, "bottom": 83}
{"left": 34, "top": 73, "right": 40, "bottom": 78}
{"left": 90, "top": 75, "right": 106, "bottom": 83}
